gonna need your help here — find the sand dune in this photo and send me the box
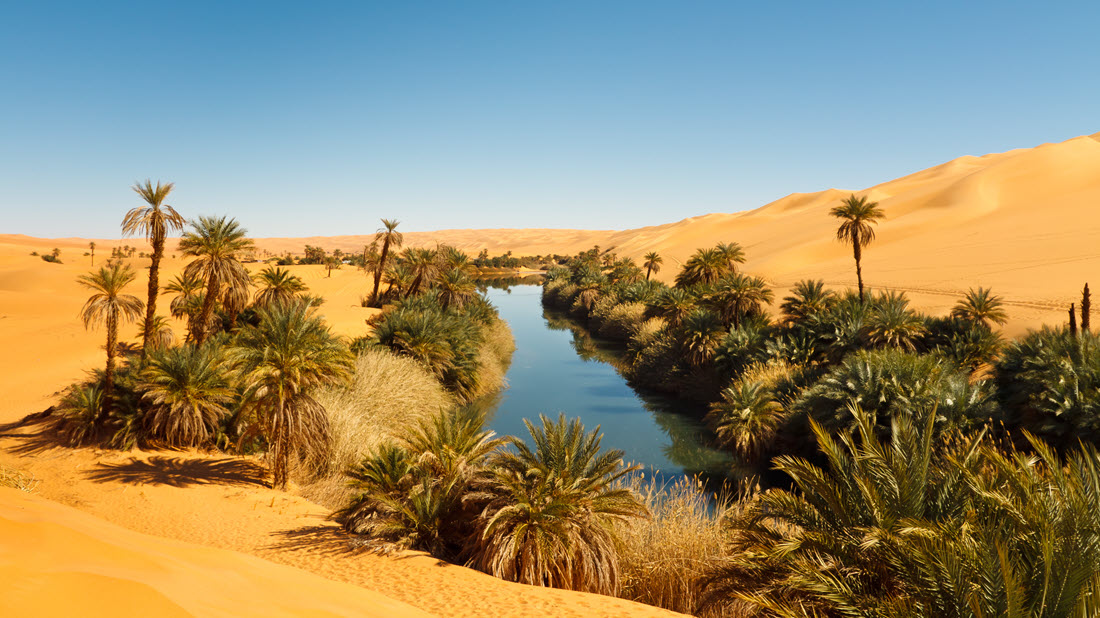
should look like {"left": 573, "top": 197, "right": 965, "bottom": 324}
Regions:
{"left": 2, "top": 131, "right": 1100, "bottom": 616}
{"left": 0, "top": 486, "right": 432, "bottom": 617}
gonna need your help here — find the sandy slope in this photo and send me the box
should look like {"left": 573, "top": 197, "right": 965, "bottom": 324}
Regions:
{"left": 2, "top": 131, "right": 1099, "bottom": 616}
{"left": 0, "top": 486, "right": 432, "bottom": 617}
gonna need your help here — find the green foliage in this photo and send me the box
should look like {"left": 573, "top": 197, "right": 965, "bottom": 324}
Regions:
{"left": 793, "top": 348, "right": 996, "bottom": 436}
{"left": 995, "top": 327, "right": 1100, "bottom": 447}
{"left": 137, "top": 344, "right": 236, "bottom": 447}
{"left": 469, "top": 414, "right": 646, "bottom": 595}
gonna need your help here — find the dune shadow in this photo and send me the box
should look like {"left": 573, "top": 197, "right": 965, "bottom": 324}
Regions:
{"left": 85, "top": 455, "right": 269, "bottom": 488}
{"left": 268, "top": 524, "right": 361, "bottom": 557}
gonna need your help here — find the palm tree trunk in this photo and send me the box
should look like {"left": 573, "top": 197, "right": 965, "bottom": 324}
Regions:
{"left": 372, "top": 240, "right": 391, "bottom": 307}
{"left": 103, "top": 313, "right": 117, "bottom": 421}
{"left": 141, "top": 236, "right": 164, "bottom": 362}
{"left": 645, "top": 265, "right": 653, "bottom": 281}
{"left": 853, "top": 239, "right": 864, "bottom": 302}
{"left": 195, "top": 276, "right": 221, "bottom": 346}
{"left": 406, "top": 272, "right": 424, "bottom": 299}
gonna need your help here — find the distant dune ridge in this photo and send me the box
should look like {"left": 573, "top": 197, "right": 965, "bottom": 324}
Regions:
{"left": 2, "top": 131, "right": 1100, "bottom": 616}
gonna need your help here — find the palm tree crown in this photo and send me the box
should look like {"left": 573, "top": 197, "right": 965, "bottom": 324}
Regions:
{"left": 253, "top": 266, "right": 307, "bottom": 308}
{"left": 642, "top": 251, "right": 663, "bottom": 281}
{"left": 178, "top": 216, "right": 254, "bottom": 345}
{"left": 123, "top": 180, "right": 185, "bottom": 360}
{"left": 371, "top": 219, "right": 403, "bottom": 306}
{"left": 77, "top": 263, "right": 145, "bottom": 416}
{"left": 830, "top": 194, "right": 885, "bottom": 301}
{"left": 951, "top": 287, "right": 1008, "bottom": 328}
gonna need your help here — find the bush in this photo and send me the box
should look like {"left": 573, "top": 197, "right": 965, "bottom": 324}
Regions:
{"left": 996, "top": 327, "right": 1100, "bottom": 447}
{"left": 597, "top": 302, "right": 646, "bottom": 341}
{"left": 793, "top": 348, "right": 996, "bottom": 437}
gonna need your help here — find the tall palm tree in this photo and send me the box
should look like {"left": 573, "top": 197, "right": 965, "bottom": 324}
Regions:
{"left": 951, "top": 287, "right": 1008, "bottom": 328}
{"left": 77, "top": 263, "right": 144, "bottom": 417}
{"left": 642, "top": 251, "right": 663, "bottom": 281}
{"left": 89, "top": 241, "right": 96, "bottom": 265}
{"left": 122, "top": 180, "right": 185, "bottom": 360}
{"left": 707, "top": 273, "right": 774, "bottom": 329}
{"left": 404, "top": 248, "right": 438, "bottom": 298}
{"left": 371, "top": 219, "right": 403, "bottom": 307}
{"left": 232, "top": 302, "right": 353, "bottom": 489}
{"left": 138, "top": 344, "right": 234, "bottom": 447}
{"left": 252, "top": 266, "right": 307, "bottom": 308}
{"left": 178, "top": 216, "right": 254, "bottom": 345}
{"left": 830, "top": 193, "right": 885, "bottom": 302}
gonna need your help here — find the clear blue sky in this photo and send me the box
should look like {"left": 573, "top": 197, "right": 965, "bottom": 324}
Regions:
{"left": 2, "top": 1, "right": 1098, "bottom": 238}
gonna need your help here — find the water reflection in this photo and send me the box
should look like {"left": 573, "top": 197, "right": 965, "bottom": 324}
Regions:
{"left": 474, "top": 283, "right": 739, "bottom": 486}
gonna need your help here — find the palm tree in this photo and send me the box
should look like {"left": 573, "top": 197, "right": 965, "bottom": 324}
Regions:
{"left": 138, "top": 344, "right": 234, "bottom": 447}
{"left": 404, "top": 248, "right": 438, "bottom": 298}
{"left": 951, "top": 287, "right": 1008, "bottom": 328}
{"left": 471, "top": 414, "right": 646, "bottom": 595}
{"left": 136, "top": 314, "right": 175, "bottom": 350}
{"left": 677, "top": 309, "right": 726, "bottom": 366}
{"left": 714, "top": 242, "right": 746, "bottom": 273}
{"left": 436, "top": 268, "right": 477, "bottom": 310}
{"left": 178, "top": 216, "right": 254, "bottom": 345}
{"left": 865, "top": 291, "right": 927, "bottom": 351}
{"left": 371, "top": 219, "right": 403, "bottom": 307}
{"left": 163, "top": 272, "right": 205, "bottom": 342}
{"left": 645, "top": 287, "right": 696, "bottom": 328}
{"left": 780, "top": 279, "right": 837, "bottom": 325}
{"left": 830, "top": 193, "right": 885, "bottom": 301}
{"left": 675, "top": 248, "right": 729, "bottom": 288}
{"left": 253, "top": 266, "right": 307, "bottom": 308}
{"left": 232, "top": 302, "right": 353, "bottom": 489}
{"left": 642, "top": 251, "right": 663, "bottom": 281}
{"left": 707, "top": 273, "right": 774, "bottom": 329}
{"left": 89, "top": 241, "right": 96, "bottom": 265}
{"left": 77, "top": 263, "right": 144, "bottom": 417}
{"left": 122, "top": 180, "right": 186, "bottom": 360}
{"left": 708, "top": 380, "right": 785, "bottom": 463}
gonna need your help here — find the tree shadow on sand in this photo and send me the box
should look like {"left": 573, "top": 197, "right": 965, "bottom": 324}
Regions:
{"left": 85, "top": 456, "right": 270, "bottom": 488}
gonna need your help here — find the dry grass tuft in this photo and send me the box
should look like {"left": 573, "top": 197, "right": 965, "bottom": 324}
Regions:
{"left": 301, "top": 348, "right": 454, "bottom": 507}
{"left": 468, "top": 318, "right": 516, "bottom": 401}
{"left": 0, "top": 465, "right": 38, "bottom": 493}
{"left": 615, "top": 474, "right": 743, "bottom": 617}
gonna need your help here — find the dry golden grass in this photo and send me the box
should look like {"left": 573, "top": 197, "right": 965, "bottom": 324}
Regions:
{"left": 466, "top": 318, "right": 516, "bottom": 401}
{"left": 302, "top": 348, "right": 454, "bottom": 507}
{"left": 614, "top": 475, "right": 742, "bottom": 617}
{"left": 0, "top": 464, "right": 38, "bottom": 492}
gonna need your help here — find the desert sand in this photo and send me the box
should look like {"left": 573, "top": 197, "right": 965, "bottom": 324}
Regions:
{"left": 1, "top": 131, "right": 1099, "bottom": 616}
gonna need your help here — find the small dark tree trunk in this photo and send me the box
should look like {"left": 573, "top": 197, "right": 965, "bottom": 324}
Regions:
{"left": 1083, "top": 284, "right": 1091, "bottom": 332}
{"left": 1070, "top": 303, "right": 1078, "bottom": 336}
{"left": 853, "top": 239, "right": 865, "bottom": 302}
{"left": 646, "top": 265, "right": 653, "bottom": 281}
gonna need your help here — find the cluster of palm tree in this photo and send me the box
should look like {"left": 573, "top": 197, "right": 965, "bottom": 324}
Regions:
{"left": 55, "top": 182, "right": 355, "bottom": 488}
{"left": 701, "top": 407, "right": 1100, "bottom": 617}
{"left": 338, "top": 410, "right": 646, "bottom": 596}
{"left": 542, "top": 241, "right": 1014, "bottom": 472}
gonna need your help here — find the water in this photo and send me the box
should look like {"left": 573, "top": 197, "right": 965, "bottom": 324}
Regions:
{"left": 475, "top": 283, "right": 736, "bottom": 482}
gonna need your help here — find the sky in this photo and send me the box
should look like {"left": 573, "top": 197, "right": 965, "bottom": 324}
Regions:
{"left": 2, "top": 1, "right": 1098, "bottom": 238}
